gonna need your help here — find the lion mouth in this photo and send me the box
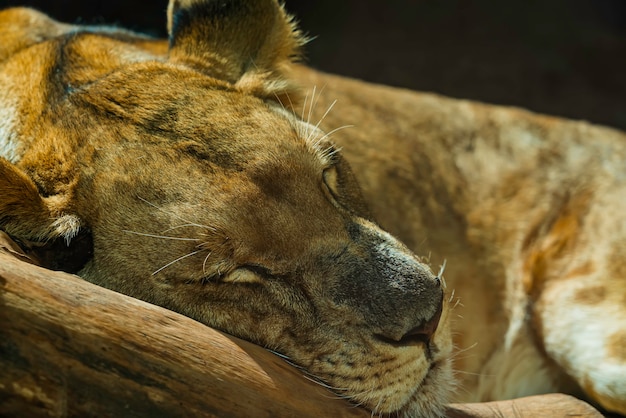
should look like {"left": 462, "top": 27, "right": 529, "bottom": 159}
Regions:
{"left": 392, "top": 360, "right": 451, "bottom": 418}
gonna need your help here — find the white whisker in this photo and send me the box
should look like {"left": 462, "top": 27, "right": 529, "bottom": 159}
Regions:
{"left": 437, "top": 259, "right": 447, "bottom": 278}
{"left": 317, "top": 124, "right": 354, "bottom": 143}
{"left": 307, "top": 85, "right": 317, "bottom": 125}
{"left": 123, "top": 230, "right": 201, "bottom": 242}
{"left": 301, "top": 374, "right": 350, "bottom": 392}
{"left": 308, "top": 99, "right": 337, "bottom": 143}
{"left": 451, "top": 342, "right": 478, "bottom": 359}
{"left": 202, "top": 251, "right": 213, "bottom": 274}
{"left": 163, "top": 223, "right": 216, "bottom": 233}
{"left": 284, "top": 91, "right": 296, "bottom": 112}
{"left": 301, "top": 90, "right": 310, "bottom": 121}
{"left": 322, "top": 145, "right": 342, "bottom": 160}
{"left": 137, "top": 197, "right": 217, "bottom": 233}
{"left": 452, "top": 369, "right": 484, "bottom": 377}
{"left": 152, "top": 250, "right": 203, "bottom": 276}
{"left": 272, "top": 92, "right": 286, "bottom": 111}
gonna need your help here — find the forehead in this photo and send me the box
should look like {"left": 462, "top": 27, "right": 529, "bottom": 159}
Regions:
{"left": 12, "top": 30, "right": 333, "bottom": 171}
{"left": 0, "top": 26, "right": 329, "bottom": 165}
{"left": 79, "top": 69, "right": 333, "bottom": 170}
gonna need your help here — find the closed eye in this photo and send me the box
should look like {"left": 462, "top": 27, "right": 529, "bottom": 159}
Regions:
{"left": 217, "top": 264, "right": 274, "bottom": 284}
{"left": 220, "top": 268, "right": 263, "bottom": 284}
{"left": 322, "top": 166, "right": 339, "bottom": 198}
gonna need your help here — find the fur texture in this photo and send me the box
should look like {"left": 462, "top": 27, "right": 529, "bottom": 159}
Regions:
{"left": 0, "top": 3, "right": 453, "bottom": 417}
{"left": 1, "top": 1, "right": 625, "bottom": 416}
{"left": 293, "top": 67, "right": 626, "bottom": 414}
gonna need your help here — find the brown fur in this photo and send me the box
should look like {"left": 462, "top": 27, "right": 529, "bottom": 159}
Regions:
{"left": 2, "top": 1, "right": 625, "bottom": 416}
{"left": 293, "top": 66, "right": 626, "bottom": 414}
{"left": 0, "top": 3, "right": 452, "bottom": 417}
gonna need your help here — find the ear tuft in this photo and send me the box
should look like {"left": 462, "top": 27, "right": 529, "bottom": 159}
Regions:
{"left": 167, "top": 0, "right": 306, "bottom": 97}
{"left": 50, "top": 214, "right": 81, "bottom": 245}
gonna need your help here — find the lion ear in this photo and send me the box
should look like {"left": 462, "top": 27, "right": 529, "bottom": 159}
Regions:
{"left": 0, "top": 157, "right": 81, "bottom": 247}
{"left": 166, "top": 0, "right": 305, "bottom": 98}
{"left": 0, "top": 158, "right": 92, "bottom": 273}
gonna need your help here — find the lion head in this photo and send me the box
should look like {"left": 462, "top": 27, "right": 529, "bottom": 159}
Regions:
{"left": 0, "top": 1, "right": 453, "bottom": 415}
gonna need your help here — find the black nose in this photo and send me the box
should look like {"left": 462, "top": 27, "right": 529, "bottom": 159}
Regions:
{"left": 399, "top": 297, "right": 443, "bottom": 345}
{"left": 375, "top": 289, "right": 444, "bottom": 346}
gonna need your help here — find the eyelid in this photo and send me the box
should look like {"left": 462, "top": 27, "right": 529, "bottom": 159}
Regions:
{"left": 322, "top": 166, "right": 339, "bottom": 197}
{"left": 222, "top": 269, "right": 258, "bottom": 284}
{"left": 243, "top": 264, "right": 274, "bottom": 278}
{"left": 321, "top": 144, "right": 341, "bottom": 166}
{"left": 220, "top": 265, "right": 268, "bottom": 284}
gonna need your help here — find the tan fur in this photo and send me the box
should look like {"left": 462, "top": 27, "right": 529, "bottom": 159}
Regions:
{"left": 293, "top": 67, "right": 626, "bottom": 414}
{"left": 0, "top": 3, "right": 452, "bottom": 417}
{"left": 1, "top": 2, "right": 625, "bottom": 416}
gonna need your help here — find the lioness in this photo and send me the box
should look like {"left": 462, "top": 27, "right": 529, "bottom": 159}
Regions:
{"left": 0, "top": 1, "right": 624, "bottom": 418}
{"left": 0, "top": 1, "right": 451, "bottom": 417}
{"left": 298, "top": 66, "right": 626, "bottom": 416}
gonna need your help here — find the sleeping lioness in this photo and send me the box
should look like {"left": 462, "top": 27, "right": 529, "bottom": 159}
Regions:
{"left": 0, "top": 1, "right": 452, "bottom": 417}
{"left": 297, "top": 66, "right": 626, "bottom": 416}
{"left": 0, "top": 0, "right": 624, "bottom": 417}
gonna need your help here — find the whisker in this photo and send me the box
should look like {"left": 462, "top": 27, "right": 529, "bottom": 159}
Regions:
{"left": 284, "top": 91, "right": 296, "bottom": 113}
{"left": 152, "top": 250, "right": 203, "bottom": 276}
{"left": 309, "top": 99, "right": 336, "bottom": 143}
{"left": 309, "top": 85, "right": 328, "bottom": 130}
{"left": 301, "top": 90, "right": 310, "bottom": 121}
{"left": 272, "top": 92, "right": 286, "bottom": 111}
{"left": 317, "top": 124, "right": 354, "bottom": 143}
{"left": 202, "top": 251, "right": 213, "bottom": 274}
{"left": 137, "top": 197, "right": 215, "bottom": 231}
{"left": 437, "top": 259, "right": 447, "bottom": 280}
{"left": 301, "top": 374, "right": 350, "bottom": 392}
{"left": 163, "top": 223, "right": 216, "bottom": 234}
{"left": 451, "top": 342, "right": 478, "bottom": 358}
{"left": 322, "top": 145, "right": 343, "bottom": 160}
{"left": 267, "top": 349, "right": 290, "bottom": 360}
{"left": 452, "top": 369, "right": 484, "bottom": 377}
{"left": 267, "top": 349, "right": 390, "bottom": 412}
{"left": 307, "top": 85, "right": 317, "bottom": 125}
{"left": 450, "top": 380, "right": 473, "bottom": 397}
{"left": 123, "top": 230, "right": 201, "bottom": 242}
{"left": 266, "top": 350, "right": 353, "bottom": 396}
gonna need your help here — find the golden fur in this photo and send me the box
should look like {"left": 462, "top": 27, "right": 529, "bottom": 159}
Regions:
{"left": 1, "top": 1, "right": 625, "bottom": 416}
{"left": 292, "top": 69, "right": 626, "bottom": 414}
{"left": 0, "top": 2, "right": 452, "bottom": 417}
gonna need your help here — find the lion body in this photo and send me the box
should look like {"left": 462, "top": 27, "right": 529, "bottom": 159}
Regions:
{"left": 292, "top": 67, "right": 626, "bottom": 412}
{"left": 0, "top": 2, "right": 625, "bottom": 416}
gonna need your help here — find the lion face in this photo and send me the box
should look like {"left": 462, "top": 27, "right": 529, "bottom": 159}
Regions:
{"left": 0, "top": 1, "right": 453, "bottom": 416}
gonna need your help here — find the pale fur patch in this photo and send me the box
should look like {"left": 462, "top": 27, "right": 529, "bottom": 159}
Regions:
{"left": 0, "top": 96, "right": 21, "bottom": 162}
{"left": 50, "top": 214, "right": 81, "bottom": 245}
{"left": 475, "top": 328, "right": 562, "bottom": 401}
{"left": 542, "top": 282, "right": 626, "bottom": 404}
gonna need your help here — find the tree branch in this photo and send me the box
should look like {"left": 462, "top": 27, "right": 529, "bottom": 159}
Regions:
{"left": 0, "top": 232, "right": 602, "bottom": 417}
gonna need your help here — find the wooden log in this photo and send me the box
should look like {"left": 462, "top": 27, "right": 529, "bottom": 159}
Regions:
{"left": 0, "top": 243, "right": 367, "bottom": 417}
{"left": 446, "top": 394, "right": 603, "bottom": 418}
{"left": 0, "top": 232, "right": 603, "bottom": 417}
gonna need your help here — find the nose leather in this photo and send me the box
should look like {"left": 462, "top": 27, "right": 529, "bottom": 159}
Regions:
{"left": 401, "top": 296, "right": 443, "bottom": 344}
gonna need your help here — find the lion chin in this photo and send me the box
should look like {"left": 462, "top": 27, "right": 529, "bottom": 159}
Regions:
{"left": 0, "top": 1, "right": 454, "bottom": 417}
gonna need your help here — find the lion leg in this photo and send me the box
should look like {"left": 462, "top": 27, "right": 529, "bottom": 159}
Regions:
{"left": 533, "top": 272, "right": 626, "bottom": 415}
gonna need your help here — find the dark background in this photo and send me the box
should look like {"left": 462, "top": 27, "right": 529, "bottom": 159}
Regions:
{"left": 2, "top": 0, "right": 625, "bottom": 131}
